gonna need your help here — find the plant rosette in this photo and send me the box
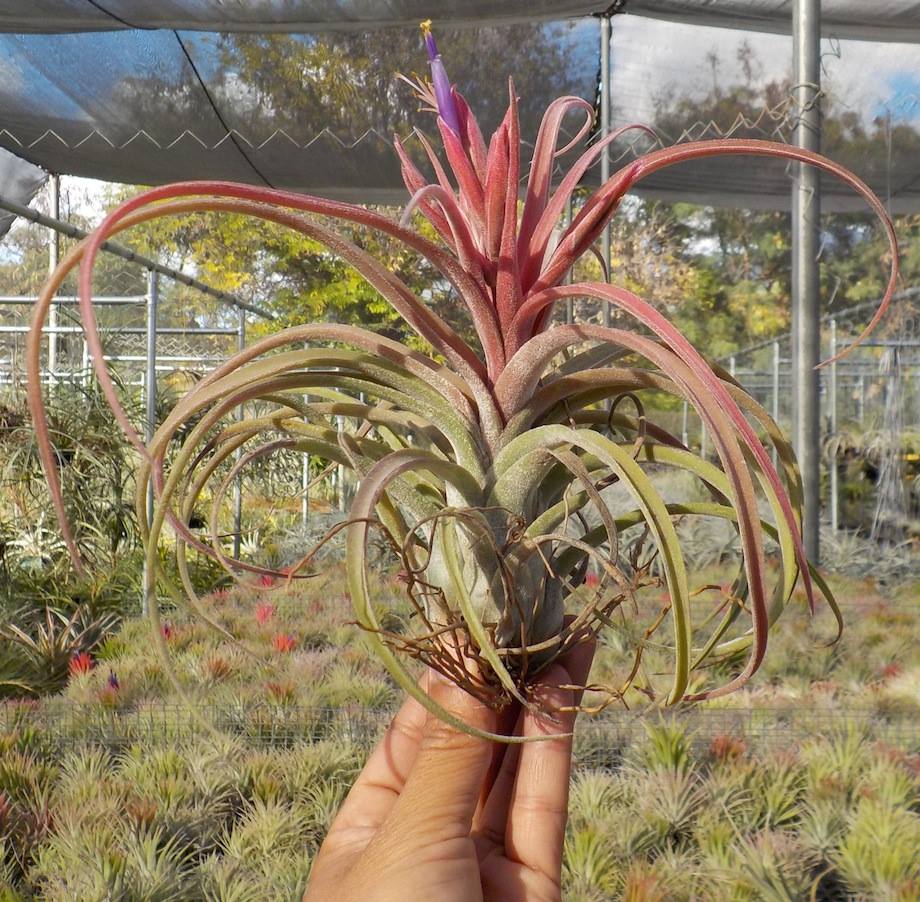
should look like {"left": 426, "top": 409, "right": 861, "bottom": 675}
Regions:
{"left": 27, "top": 25, "right": 897, "bottom": 740}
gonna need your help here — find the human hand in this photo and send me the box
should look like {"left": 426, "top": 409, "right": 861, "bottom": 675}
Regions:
{"left": 304, "top": 637, "right": 595, "bottom": 902}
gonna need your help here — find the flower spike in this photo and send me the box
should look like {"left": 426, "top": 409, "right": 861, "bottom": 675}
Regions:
{"left": 420, "top": 21, "right": 462, "bottom": 136}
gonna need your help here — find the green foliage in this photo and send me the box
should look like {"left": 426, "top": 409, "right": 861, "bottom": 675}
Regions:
{"left": 834, "top": 800, "right": 920, "bottom": 900}
{"left": 0, "top": 605, "right": 120, "bottom": 697}
{"left": 0, "top": 568, "right": 916, "bottom": 898}
{"left": 632, "top": 720, "right": 693, "bottom": 773}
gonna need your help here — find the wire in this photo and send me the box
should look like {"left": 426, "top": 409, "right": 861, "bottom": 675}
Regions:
{"left": 79, "top": 0, "right": 140, "bottom": 29}
{"left": 172, "top": 31, "right": 275, "bottom": 190}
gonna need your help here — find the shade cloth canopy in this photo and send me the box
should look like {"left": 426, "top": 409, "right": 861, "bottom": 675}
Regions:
{"left": 2, "top": 2, "right": 919, "bottom": 41}
{"left": 1, "top": 2, "right": 919, "bottom": 211}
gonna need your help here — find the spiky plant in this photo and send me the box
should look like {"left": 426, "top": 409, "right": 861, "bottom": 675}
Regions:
{"left": 27, "top": 26, "right": 897, "bottom": 737}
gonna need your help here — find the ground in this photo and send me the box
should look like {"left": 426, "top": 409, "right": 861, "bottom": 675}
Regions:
{"left": 1, "top": 564, "right": 918, "bottom": 900}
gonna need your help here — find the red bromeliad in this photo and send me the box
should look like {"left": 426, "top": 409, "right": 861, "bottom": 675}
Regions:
{"left": 27, "top": 25, "right": 896, "bottom": 738}
{"left": 68, "top": 651, "right": 93, "bottom": 678}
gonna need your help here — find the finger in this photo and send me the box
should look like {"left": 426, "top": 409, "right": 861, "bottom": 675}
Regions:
{"left": 475, "top": 633, "right": 595, "bottom": 846}
{"left": 383, "top": 671, "right": 498, "bottom": 842}
{"left": 472, "top": 708, "right": 524, "bottom": 846}
{"left": 478, "top": 700, "right": 523, "bottom": 811}
{"left": 327, "top": 670, "right": 432, "bottom": 834}
{"left": 504, "top": 635, "right": 596, "bottom": 876}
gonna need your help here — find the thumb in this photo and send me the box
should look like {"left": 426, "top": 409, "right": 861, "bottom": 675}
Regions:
{"left": 386, "top": 672, "right": 497, "bottom": 841}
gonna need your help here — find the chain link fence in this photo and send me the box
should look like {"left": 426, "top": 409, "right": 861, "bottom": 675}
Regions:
{"left": 4, "top": 701, "right": 918, "bottom": 763}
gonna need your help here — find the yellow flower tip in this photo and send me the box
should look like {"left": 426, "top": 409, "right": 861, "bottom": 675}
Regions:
{"left": 420, "top": 19, "right": 433, "bottom": 36}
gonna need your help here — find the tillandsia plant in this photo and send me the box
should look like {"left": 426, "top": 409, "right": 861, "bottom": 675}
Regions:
{"left": 27, "top": 24, "right": 897, "bottom": 739}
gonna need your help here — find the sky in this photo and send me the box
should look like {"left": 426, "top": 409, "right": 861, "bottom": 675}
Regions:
{"left": 611, "top": 13, "right": 920, "bottom": 129}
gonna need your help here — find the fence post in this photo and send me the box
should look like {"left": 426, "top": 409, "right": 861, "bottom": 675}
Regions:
{"left": 232, "top": 308, "right": 245, "bottom": 561}
{"left": 336, "top": 414, "right": 346, "bottom": 512}
{"left": 301, "top": 449, "right": 310, "bottom": 527}
{"left": 858, "top": 373, "right": 866, "bottom": 425}
{"left": 47, "top": 175, "right": 60, "bottom": 382}
{"left": 142, "top": 269, "right": 158, "bottom": 615}
{"left": 564, "top": 197, "right": 574, "bottom": 324}
{"left": 829, "top": 318, "right": 838, "bottom": 532}
{"left": 772, "top": 340, "right": 780, "bottom": 467}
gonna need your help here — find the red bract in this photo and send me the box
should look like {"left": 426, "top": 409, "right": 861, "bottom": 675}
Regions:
{"left": 265, "top": 680, "right": 296, "bottom": 704}
{"left": 881, "top": 663, "right": 903, "bottom": 681}
{"left": 255, "top": 603, "right": 276, "bottom": 625}
{"left": 26, "top": 25, "right": 896, "bottom": 737}
{"left": 68, "top": 652, "right": 93, "bottom": 677}
{"left": 271, "top": 634, "right": 297, "bottom": 654}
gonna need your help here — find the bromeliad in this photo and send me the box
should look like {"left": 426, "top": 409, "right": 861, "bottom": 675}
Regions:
{"left": 27, "top": 25, "right": 897, "bottom": 739}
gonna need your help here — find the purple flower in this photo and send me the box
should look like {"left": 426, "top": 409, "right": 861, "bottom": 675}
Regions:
{"left": 420, "top": 21, "right": 462, "bottom": 136}
{"left": 107, "top": 669, "right": 120, "bottom": 691}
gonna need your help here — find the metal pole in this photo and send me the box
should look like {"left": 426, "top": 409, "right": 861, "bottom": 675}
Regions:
{"left": 858, "top": 374, "right": 865, "bottom": 425}
{"left": 564, "top": 196, "right": 574, "bottom": 323}
{"left": 232, "top": 309, "right": 245, "bottom": 561}
{"left": 792, "top": 0, "right": 822, "bottom": 561}
{"left": 47, "top": 176, "right": 60, "bottom": 381}
{"left": 829, "top": 318, "right": 838, "bottom": 532}
{"left": 301, "top": 451, "right": 310, "bottom": 527}
{"left": 772, "top": 340, "right": 781, "bottom": 467}
{"left": 143, "top": 270, "right": 159, "bottom": 615}
{"left": 336, "top": 414, "right": 346, "bottom": 513}
{"left": 600, "top": 13, "right": 612, "bottom": 330}
{"left": 729, "top": 355, "right": 737, "bottom": 379}
{"left": 681, "top": 401, "right": 689, "bottom": 447}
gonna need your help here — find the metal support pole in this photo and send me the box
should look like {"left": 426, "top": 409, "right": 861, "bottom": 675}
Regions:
{"left": 564, "top": 196, "right": 575, "bottom": 323}
{"left": 232, "top": 309, "right": 245, "bottom": 561}
{"left": 143, "top": 270, "right": 159, "bottom": 615}
{"left": 729, "top": 355, "right": 737, "bottom": 379}
{"left": 772, "top": 340, "right": 781, "bottom": 467}
{"left": 600, "top": 13, "right": 612, "bottom": 329}
{"left": 791, "top": 0, "right": 822, "bottom": 561}
{"left": 301, "top": 452, "right": 310, "bottom": 527}
{"left": 681, "top": 401, "right": 689, "bottom": 448}
{"left": 858, "top": 374, "right": 866, "bottom": 425}
{"left": 829, "top": 318, "right": 838, "bottom": 532}
{"left": 47, "top": 176, "right": 60, "bottom": 381}
{"left": 336, "top": 414, "right": 346, "bottom": 513}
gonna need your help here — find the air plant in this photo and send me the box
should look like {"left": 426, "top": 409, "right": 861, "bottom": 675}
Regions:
{"left": 68, "top": 652, "right": 94, "bottom": 678}
{"left": 26, "top": 26, "right": 897, "bottom": 739}
{"left": 254, "top": 603, "right": 276, "bottom": 626}
{"left": 271, "top": 634, "right": 297, "bottom": 655}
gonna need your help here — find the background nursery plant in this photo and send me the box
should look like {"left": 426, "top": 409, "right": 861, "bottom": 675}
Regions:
{"left": 27, "top": 25, "right": 898, "bottom": 735}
